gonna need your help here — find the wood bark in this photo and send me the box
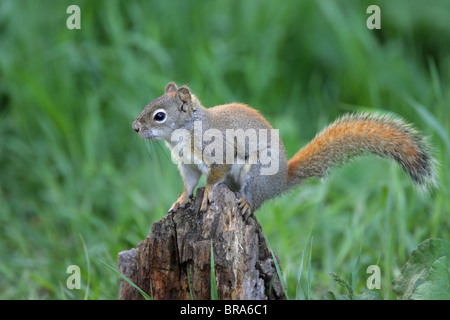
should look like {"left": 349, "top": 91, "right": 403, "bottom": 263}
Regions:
{"left": 117, "top": 184, "right": 286, "bottom": 300}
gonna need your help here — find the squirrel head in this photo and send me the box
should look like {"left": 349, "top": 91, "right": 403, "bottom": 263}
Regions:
{"left": 133, "top": 82, "right": 200, "bottom": 141}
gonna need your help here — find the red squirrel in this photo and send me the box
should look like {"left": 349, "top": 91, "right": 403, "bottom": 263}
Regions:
{"left": 133, "top": 82, "right": 437, "bottom": 219}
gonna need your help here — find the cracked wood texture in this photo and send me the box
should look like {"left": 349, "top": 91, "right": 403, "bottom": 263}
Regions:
{"left": 117, "top": 184, "right": 286, "bottom": 300}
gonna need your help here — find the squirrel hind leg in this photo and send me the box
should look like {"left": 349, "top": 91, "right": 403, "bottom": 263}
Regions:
{"left": 237, "top": 162, "right": 288, "bottom": 220}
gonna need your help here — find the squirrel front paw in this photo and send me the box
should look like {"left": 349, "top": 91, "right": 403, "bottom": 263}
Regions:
{"left": 200, "top": 185, "right": 214, "bottom": 212}
{"left": 237, "top": 196, "right": 252, "bottom": 220}
{"left": 168, "top": 192, "right": 191, "bottom": 213}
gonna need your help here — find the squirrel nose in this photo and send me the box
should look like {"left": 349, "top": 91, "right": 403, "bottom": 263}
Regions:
{"left": 132, "top": 121, "right": 140, "bottom": 133}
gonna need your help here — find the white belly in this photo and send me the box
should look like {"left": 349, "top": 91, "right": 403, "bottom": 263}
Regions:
{"left": 229, "top": 163, "right": 251, "bottom": 186}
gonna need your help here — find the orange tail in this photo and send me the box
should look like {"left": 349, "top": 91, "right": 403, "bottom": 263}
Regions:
{"left": 287, "top": 113, "right": 437, "bottom": 190}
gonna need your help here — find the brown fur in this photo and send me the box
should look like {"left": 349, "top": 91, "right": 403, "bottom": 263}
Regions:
{"left": 287, "top": 113, "right": 436, "bottom": 191}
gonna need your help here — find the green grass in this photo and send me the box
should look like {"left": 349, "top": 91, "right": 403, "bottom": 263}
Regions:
{"left": 0, "top": 0, "right": 449, "bottom": 299}
{"left": 99, "top": 259, "right": 152, "bottom": 300}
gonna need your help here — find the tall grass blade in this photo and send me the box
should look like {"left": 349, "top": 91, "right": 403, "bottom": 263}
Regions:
{"left": 187, "top": 264, "right": 194, "bottom": 300}
{"left": 79, "top": 234, "right": 91, "bottom": 300}
{"left": 296, "top": 243, "right": 307, "bottom": 300}
{"left": 404, "top": 94, "right": 450, "bottom": 154}
{"left": 210, "top": 240, "right": 218, "bottom": 300}
{"left": 296, "top": 234, "right": 314, "bottom": 300}
{"left": 98, "top": 258, "right": 152, "bottom": 300}
{"left": 270, "top": 248, "right": 289, "bottom": 299}
{"left": 306, "top": 237, "right": 314, "bottom": 300}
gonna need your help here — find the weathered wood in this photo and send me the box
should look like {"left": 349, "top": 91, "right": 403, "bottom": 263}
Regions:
{"left": 118, "top": 184, "right": 286, "bottom": 300}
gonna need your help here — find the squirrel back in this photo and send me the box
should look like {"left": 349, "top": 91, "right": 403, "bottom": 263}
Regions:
{"left": 286, "top": 113, "right": 437, "bottom": 191}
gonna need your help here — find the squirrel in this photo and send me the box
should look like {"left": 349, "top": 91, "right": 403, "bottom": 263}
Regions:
{"left": 133, "top": 82, "right": 437, "bottom": 219}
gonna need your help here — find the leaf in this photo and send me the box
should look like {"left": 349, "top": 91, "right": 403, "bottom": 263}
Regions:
{"left": 392, "top": 239, "right": 450, "bottom": 300}
{"left": 412, "top": 256, "right": 450, "bottom": 300}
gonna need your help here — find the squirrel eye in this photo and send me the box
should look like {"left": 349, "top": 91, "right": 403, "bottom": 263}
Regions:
{"left": 152, "top": 109, "right": 167, "bottom": 123}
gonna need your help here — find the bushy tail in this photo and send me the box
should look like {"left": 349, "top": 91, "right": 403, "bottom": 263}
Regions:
{"left": 287, "top": 113, "right": 437, "bottom": 191}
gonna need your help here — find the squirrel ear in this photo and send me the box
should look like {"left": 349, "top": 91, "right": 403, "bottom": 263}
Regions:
{"left": 176, "top": 86, "right": 196, "bottom": 113}
{"left": 176, "top": 86, "right": 191, "bottom": 103}
{"left": 165, "top": 82, "right": 178, "bottom": 94}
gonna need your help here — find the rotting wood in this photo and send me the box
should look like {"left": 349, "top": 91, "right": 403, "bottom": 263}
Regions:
{"left": 118, "top": 183, "right": 286, "bottom": 300}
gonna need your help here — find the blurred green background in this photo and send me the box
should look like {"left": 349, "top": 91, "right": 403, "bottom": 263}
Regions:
{"left": 0, "top": 0, "right": 448, "bottom": 299}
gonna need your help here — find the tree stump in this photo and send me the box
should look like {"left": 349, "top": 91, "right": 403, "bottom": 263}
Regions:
{"left": 117, "top": 184, "right": 286, "bottom": 300}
